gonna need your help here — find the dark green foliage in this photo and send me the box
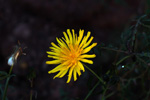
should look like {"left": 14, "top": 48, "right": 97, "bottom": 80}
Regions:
{"left": 84, "top": 14, "right": 150, "bottom": 100}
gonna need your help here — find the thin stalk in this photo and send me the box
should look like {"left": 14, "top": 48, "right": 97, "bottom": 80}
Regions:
{"left": 30, "top": 79, "right": 33, "bottom": 100}
{"left": 30, "top": 90, "right": 33, "bottom": 100}
{"left": 116, "top": 55, "right": 132, "bottom": 66}
{"left": 2, "top": 65, "right": 14, "bottom": 100}
{"left": 101, "top": 86, "right": 108, "bottom": 100}
{"left": 100, "top": 47, "right": 128, "bottom": 54}
{"left": 84, "top": 81, "right": 100, "bottom": 100}
{"left": 83, "top": 64, "right": 105, "bottom": 86}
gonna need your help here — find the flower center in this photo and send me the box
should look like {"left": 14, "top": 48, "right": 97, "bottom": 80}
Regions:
{"left": 70, "top": 53, "right": 78, "bottom": 65}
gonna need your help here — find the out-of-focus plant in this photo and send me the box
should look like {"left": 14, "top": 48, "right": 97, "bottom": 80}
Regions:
{"left": 0, "top": 41, "right": 25, "bottom": 100}
{"left": 84, "top": 14, "right": 150, "bottom": 100}
{"left": 27, "top": 67, "right": 36, "bottom": 100}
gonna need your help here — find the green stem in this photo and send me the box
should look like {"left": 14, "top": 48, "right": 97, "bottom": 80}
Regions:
{"left": 30, "top": 79, "right": 33, "bottom": 100}
{"left": 84, "top": 81, "right": 100, "bottom": 100}
{"left": 2, "top": 65, "right": 14, "bottom": 100}
{"left": 100, "top": 47, "right": 128, "bottom": 54}
{"left": 101, "top": 86, "right": 108, "bottom": 100}
{"left": 116, "top": 55, "right": 132, "bottom": 66}
{"left": 105, "top": 91, "right": 115, "bottom": 99}
{"left": 30, "top": 90, "right": 33, "bottom": 100}
{"left": 84, "top": 64, "right": 105, "bottom": 86}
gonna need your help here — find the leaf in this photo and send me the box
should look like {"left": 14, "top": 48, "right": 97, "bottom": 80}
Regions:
{"left": 0, "top": 75, "right": 9, "bottom": 80}
{"left": 0, "top": 71, "right": 8, "bottom": 76}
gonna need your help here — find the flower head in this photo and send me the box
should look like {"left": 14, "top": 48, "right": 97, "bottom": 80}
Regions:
{"left": 46, "top": 29, "right": 97, "bottom": 83}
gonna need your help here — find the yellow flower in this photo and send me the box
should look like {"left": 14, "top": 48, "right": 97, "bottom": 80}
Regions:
{"left": 46, "top": 29, "right": 97, "bottom": 83}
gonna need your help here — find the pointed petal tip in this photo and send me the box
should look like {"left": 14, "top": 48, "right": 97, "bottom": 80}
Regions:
{"left": 94, "top": 43, "right": 97, "bottom": 46}
{"left": 66, "top": 80, "right": 70, "bottom": 83}
{"left": 74, "top": 78, "right": 77, "bottom": 81}
{"left": 67, "top": 29, "right": 70, "bottom": 31}
{"left": 46, "top": 61, "right": 49, "bottom": 64}
{"left": 93, "top": 54, "right": 96, "bottom": 57}
{"left": 48, "top": 71, "right": 51, "bottom": 74}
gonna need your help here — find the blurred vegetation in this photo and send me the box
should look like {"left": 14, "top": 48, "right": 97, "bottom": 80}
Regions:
{"left": 83, "top": 14, "right": 150, "bottom": 100}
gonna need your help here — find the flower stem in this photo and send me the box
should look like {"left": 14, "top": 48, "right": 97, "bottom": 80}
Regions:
{"left": 30, "top": 90, "right": 33, "bottom": 100}
{"left": 2, "top": 65, "right": 14, "bottom": 100}
{"left": 116, "top": 55, "right": 132, "bottom": 66}
{"left": 84, "top": 64, "right": 105, "bottom": 86}
{"left": 100, "top": 47, "right": 128, "bottom": 54}
{"left": 84, "top": 81, "right": 100, "bottom": 100}
{"left": 30, "top": 79, "right": 33, "bottom": 100}
{"left": 101, "top": 86, "right": 108, "bottom": 100}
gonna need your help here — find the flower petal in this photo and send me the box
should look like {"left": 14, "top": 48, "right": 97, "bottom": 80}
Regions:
{"left": 47, "top": 55, "right": 59, "bottom": 59}
{"left": 72, "top": 29, "right": 76, "bottom": 44}
{"left": 46, "top": 51, "right": 59, "bottom": 56}
{"left": 75, "top": 67, "right": 81, "bottom": 76}
{"left": 78, "top": 61, "right": 85, "bottom": 72}
{"left": 80, "top": 54, "right": 96, "bottom": 58}
{"left": 53, "top": 68, "right": 69, "bottom": 79}
{"left": 51, "top": 42, "right": 61, "bottom": 50}
{"left": 67, "top": 29, "right": 73, "bottom": 44}
{"left": 83, "top": 36, "right": 94, "bottom": 48}
{"left": 63, "top": 32, "right": 69, "bottom": 43}
{"left": 46, "top": 60, "right": 61, "bottom": 64}
{"left": 66, "top": 67, "right": 74, "bottom": 83}
{"left": 82, "top": 43, "right": 97, "bottom": 54}
{"left": 80, "top": 59, "right": 93, "bottom": 64}
{"left": 73, "top": 69, "right": 77, "bottom": 81}
{"left": 59, "top": 68, "right": 69, "bottom": 78}
{"left": 77, "top": 29, "right": 84, "bottom": 44}
{"left": 84, "top": 31, "right": 91, "bottom": 43}
{"left": 48, "top": 64, "right": 63, "bottom": 74}
{"left": 56, "top": 38, "right": 66, "bottom": 48}
{"left": 53, "top": 71, "right": 63, "bottom": 79}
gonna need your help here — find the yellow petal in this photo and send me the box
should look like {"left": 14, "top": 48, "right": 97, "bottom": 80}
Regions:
{"left": 47, "top": 55, "right": 59, "bottom": 59}
{"left": 80, "top": 59, "right": 93, "bottom": 64}
{"left": 82, "top": 43, "right": 97, "bottom": 54}
{"left": 80, "top": 54, "right": 96, "bottom": 58}
{"left": 48, "top": 64, "right": 63, "bottom": 74}
{"left": 49, "top": 47, "right": 60, "bottom": 53}
{"left": 53, "top": 71, "right": 63, "bottom": 79}
{"left": 78, "top": 61, "right": 85, "bottom": 72}
{"left": 73, "top": 69, "right": 77, "bottom": 81}
{"left": 59, "top": 68, "right": 69, "bottom": 78}
{"left": 79, "top": 36, "right": 86, "bottom": 48}
{"left": 46, "top": 51, "right": 59, "bottom": 56}
{"left": 51, "top": 42, "right": 60, "bottom": 50}
{"left": 77, "top": 29, "right": 84, "bottom": 44}
{"left": 63, "top": 32, "right": 69, "bottom": 43}
{"left": 67, "top": 29, "right": 72, "bottom": 44}
{"left": 83, "top": 36, "right": 94, "bottom": 48}
{"left": 72, "top": 29, "right": 76, "bottom": 44}
{"left": 75, "top": 67, "right": 81, "bottom": 76}
{"left": 46, "top": 60, "right": 61, "bottom": 64}
{"left": 56, "top": 38, "right": 66, "bottom": 48}
{"left": 84, "top": 31, "right": 91, "bottom": 43}
{"left": 66, "top": 67, "right": 74, "bottom": 83}
{"left": 53, "top": 68, "right": 69, "bottom": 79}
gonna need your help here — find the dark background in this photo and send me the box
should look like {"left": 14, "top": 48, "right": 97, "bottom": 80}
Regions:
{"left": 0, "top": 0, "right": 147, "bottom": 100}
